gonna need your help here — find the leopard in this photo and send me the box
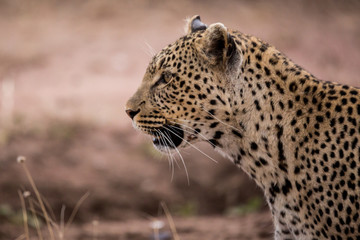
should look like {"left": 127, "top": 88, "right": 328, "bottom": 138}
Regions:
{"left": 125, "top": 15, "right": 360, "bottom": 239}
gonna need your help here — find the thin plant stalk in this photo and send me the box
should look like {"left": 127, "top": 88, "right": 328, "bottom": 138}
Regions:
{"left": 41, "top": 193, "right": 57, "bottom": 222}
{"left": 14, "top": 234, "right": 26, "bottom": 240}
{"left": 19, "top": 160, "right": 55, "bottom": 240}
{"left": 59, "top": 205, "right": 66, "bottom": 239}
{"left": 29, "top": 198, "right": 43, "bottom": 240}
{"left": 92, "top": 220, "right": 99, "bottom": 240}
{"left": 18, "top": 191, "right": 29, "bottom": 240}
{"left": 161, "top": 202, "right": 180, "bottom": 240}
{"left": 28, "top": 198, "right": 62, "bottom": 236}
{"left": 65, "top": 191, "right": 90, "bottom": 229}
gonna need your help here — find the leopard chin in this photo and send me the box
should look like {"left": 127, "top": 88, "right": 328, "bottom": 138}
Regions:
{"left": 151, "top": 124, "right": 184, "bottom": 149}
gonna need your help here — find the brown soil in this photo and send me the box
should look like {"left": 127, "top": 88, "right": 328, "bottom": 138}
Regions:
{"left": 0, "top": 1, "right": 359, "bottom": 239}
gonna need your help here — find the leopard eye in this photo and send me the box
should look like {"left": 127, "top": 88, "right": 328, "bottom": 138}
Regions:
{"left": 152, "top": 72, "right": 172, "bottom": 88}
{"left": 154, "top": 73, "right": 167, "bottom": 87}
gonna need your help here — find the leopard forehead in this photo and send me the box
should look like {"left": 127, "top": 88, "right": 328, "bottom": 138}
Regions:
{"left": 147, "top": 32, "right": 203, "bottom": 76}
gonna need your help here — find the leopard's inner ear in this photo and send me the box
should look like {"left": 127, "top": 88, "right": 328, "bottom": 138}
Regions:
{"left": 199, "top": 23, "right": 236, "bottom": 65}
{"left": 186, "top": 15, "right": 207, "bottom": 34}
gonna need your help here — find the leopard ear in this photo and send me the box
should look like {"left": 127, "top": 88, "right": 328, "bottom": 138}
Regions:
{"left": 198, "top": 23, "right": 238, "bottom": 68}
{"left": 186, "top": 15, "right": 207, "bottom": 34}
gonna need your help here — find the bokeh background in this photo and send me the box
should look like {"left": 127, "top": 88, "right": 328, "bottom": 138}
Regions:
{"left": 0, "top": 0, "right": 359, "bottom": 239}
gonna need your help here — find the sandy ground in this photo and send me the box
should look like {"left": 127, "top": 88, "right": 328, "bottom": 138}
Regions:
{"left": 0, "top": 0, "right": 359, "bottom": 239}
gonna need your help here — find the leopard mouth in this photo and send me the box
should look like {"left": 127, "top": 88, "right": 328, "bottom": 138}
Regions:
{"left": 151, "top": 124, "right": 184, "bottom": 149}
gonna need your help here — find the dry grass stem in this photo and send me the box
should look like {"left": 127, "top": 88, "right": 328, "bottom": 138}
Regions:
{"left": 28, "top": 198, "right": 62, "bottom": 235}
{"left": 17, "top": 156, "right": 55, "bottom": 240}
{"left": 92, "top": 220, "right": 99, "bottom": 240}
{"left": 42, "top": 194, "right": 57, "bottom": 222}
{"left": 29, "top": 199, "right": 43, "bottom": 240}
{"left": 161, "top": 202, "right": 180, "bottom": 240}
{"left": 17, "top": 156, "right": 88, "bottom": 240}
{"left": 18, "top": 191, "right": 30, "bottom": 240}
{"left": 60, "top": 204, "right": 66, "bottom": 239}
{"left": 14, "top": 234, "right": 26, "bottom": 240}
{"left": 65, "top": 191, "right": 90, "bottom": 229}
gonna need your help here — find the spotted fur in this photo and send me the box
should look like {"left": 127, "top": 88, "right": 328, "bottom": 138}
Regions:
{"left": 126, "top": 16, "right": 360, "bottom": 239}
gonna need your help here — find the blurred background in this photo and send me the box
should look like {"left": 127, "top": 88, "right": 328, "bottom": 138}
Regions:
{"left": 0, "top": 0, "right": 359, "bottom": 239}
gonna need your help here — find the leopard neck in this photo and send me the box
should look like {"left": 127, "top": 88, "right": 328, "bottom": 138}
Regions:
{"left": 217, "top": 34, "right": 324, "bottom": 200}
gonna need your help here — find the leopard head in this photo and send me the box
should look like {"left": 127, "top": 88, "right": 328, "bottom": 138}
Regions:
{"left": 125, "top": 16, "right": 243, "bottom": 152}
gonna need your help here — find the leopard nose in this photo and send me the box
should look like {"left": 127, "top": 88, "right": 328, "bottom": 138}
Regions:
{"left": 125, "top": 108, "right": 140, "bottom": 120}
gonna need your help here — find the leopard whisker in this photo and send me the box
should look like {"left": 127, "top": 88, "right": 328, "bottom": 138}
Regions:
{"left": 157, "top": 129, "right": 181, "bottom": 169}
{"left": 200, "top": 107, "right": 243, "bottom": 134}
{"left": 168, "top": 118, "right": 208, "bottom": 126}
{"left": 162, "top": 125, "right": 218, "bottom": 164}
{"left": 143, "top": 41, "right": 156, "bottom": 57}
{"left": 162, "top": 130, "right": 190, "bottom": 185}
{"left": 168, "top": 121, "right": 217, "bottom": 148}
{"left": 155, "top": 129, "right": 176, "bottom": 180}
